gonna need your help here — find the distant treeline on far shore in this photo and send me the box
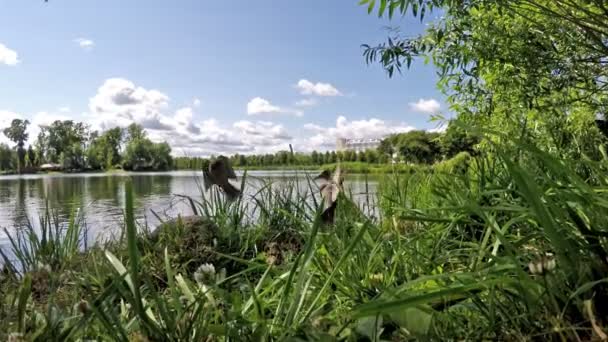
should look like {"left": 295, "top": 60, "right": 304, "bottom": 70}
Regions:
{"left": 175, "top": 123, "right": 479, "bottom": 171}
{"left": 2, "top": 118, "right": 478, "bottom": 174}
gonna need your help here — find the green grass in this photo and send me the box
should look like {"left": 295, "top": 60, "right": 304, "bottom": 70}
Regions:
{"left": 237, "top": 161, "right": 431, "bottom": 174}
{"left": 1, "top": 139, "right": 608, "bottom": 340}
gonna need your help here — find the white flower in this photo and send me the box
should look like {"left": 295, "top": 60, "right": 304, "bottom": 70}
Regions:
{"left": 8, "top": 332, "right": 24, "bottom": 342}
{"left": 528, "top": 254, "right": 556, "bottom": 275}
{"left": 194, "top": 263, "right": 216, "bottom": 285}
{"left": 36, "top": 261, "right": 51, "bottom": 273}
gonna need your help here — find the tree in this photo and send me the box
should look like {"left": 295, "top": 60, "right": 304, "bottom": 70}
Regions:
{"left": 237, "top": 154, "right": 247, "bottom": 167}
{"left": 441, "top": 121, "right": 480, "bottom": 158}
{"left": 377, "top": 138, "right": 395, "bottom": 157}
{"left": 357, "top": 150, "right": 367, "bottom": 162}
{"left": 381, "top": 131, "right": 442, "bottom": 164}
{"left": 38, "top": 120, "right": 88, "bottom": 164}
{"left": 3, "top": 119, "right": 30, "bottom": 173}
{"left": 103, "top": 127, "right": 124, "bottom": 166}
{"left": 62, "top": 143, "right": 86, "bottom": 170}
{"left": 127, "top": 123, "right": 146, "bottom": 142}
{"left": 122, "top": 124, "right": 172, "bottom": 171}
{"left": 311, "top": 151, "right": 319, "bottom": 165}
{"left": 365, "top": 149, "right": 378, "bottom": 163}
{"left": 86, "top": 127, "right": 124, "bottom": 170}
{"left": 362, "top": 0, "right": 608, "bottom": 157}
{"left": 27, "top": 146, "right": 37, "bottom": 168}
{"left": 0, "top": 144, "right": 15, "bottom": 171}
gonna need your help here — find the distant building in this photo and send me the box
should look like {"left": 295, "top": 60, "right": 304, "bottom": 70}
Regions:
{"left": 40, "top": 163, "right": 63, "bottom": 171}
{"left": 336, "top": 137, "right": 382, "bottom": 153}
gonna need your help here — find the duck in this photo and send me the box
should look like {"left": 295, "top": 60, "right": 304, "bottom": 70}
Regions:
{"left": 203, "top": 156, "right": 241, "bottom": 201}
{"left": 314, "top": 165, "right": 344, "bottom": 224}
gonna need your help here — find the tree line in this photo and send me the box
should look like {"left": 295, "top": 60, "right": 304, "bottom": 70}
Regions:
{"left": 174, "top": 149, "right": 391, "bottom": 170}
{"left": 2, "top": 117, "right": 478, "bottom": 173}
{"left": 175, "top": 122, "right": 479, "bottom": 170}
{"left": 1, "top": 119, "right": 172, "bottom": 173}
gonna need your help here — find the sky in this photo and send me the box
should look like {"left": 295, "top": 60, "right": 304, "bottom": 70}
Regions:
{"left": 0, "top": 0, "right": 446, "bottom": 156}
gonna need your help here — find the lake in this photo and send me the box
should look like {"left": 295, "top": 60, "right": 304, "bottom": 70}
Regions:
{"left": 0, "top": 171, "right": 378, "bottom": 250}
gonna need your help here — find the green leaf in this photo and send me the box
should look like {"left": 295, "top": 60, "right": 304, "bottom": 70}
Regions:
{"left": 390, "top": 306, "right": 433, "bottom": 336}
{"left": 367, "top": 0, "right": 376, "bottom": 14}
{"left": 356, "top": 315, "right": 383, "bottom": 340}
{"left": 378, "top": 0, "right": 387, "bottom": 17}
{"left": 105, "top": 250, "right": 134, "bottom": 294}
{"left": 176, "top": 274, "right": 195, "bottom": 303}
{"left": 17, "top": 274, "right": 32, "bottom": 333}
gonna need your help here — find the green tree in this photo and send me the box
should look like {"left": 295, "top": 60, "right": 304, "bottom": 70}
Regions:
{"left": 122, "top": 124, "right": 172, "bottom": 171}
{"left": 27, "top": 146, "right": 37, "bottom": 168}
{"left": 38, "top": 120, "right": 88, "bottom": 164}
{"left": 311, "top": 151, "right": 319, "bottom": 165}
{"left": 3, "top": 119, "right": 30, "bottom": 173}
{"left": 365, "top": 149, "right": 378, "bottom": 163}
{"left": 330, "top": 151, "right": 337, "bottom": 164}
{"left": 86, "top": 127, "right": 124, "bottom": 170}
{"left": 387, "top": 131, "right": 442, "bottom": 164}
{"left": 62, "top": 143, "right": 86, "bottom": 170}
{"left": 357, "top": 151, "right": 367, "bottom": 162}
{"left": 0, "top": 144, "right": 15, "bottom": 171}
{"left": 441, "top": 121, "right": 480, "bottom": 158}
{"left": 363, "top": 0, "right": 608, "bottom": 157}
{"left": 127, "top": 123, "right": 146, "bottom": 142}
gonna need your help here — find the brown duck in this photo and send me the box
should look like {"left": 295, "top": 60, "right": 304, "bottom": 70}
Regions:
{"left": 314, "top": 165, "right": 344, "bottom": 224}
{"left": 203, "top": 156, "right": 241, "bottom": 200}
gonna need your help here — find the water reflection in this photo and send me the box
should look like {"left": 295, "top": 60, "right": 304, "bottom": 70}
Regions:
{"left": 0, "top": 171, "right": 378, "bottom": 245}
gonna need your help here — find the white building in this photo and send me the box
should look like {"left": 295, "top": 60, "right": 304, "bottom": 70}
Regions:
{"left": 336, "top": 138, "right": 382, "bottom": 153}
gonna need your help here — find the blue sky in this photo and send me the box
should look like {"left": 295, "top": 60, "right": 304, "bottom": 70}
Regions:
{"left": 0, "top": 0, "right": 445, "bottom": 155}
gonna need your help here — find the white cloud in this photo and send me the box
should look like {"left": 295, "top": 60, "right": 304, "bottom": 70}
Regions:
{"left": 74, "top": 38, "right": 95, "bottom": 50}
{"left": 296, "top": 79, "right": 341, "bottom": 97}
{"left": 247, "top": 97, "right": 302, "bottom": 117}
{"left": 295, "top": 98, "right": 318, "bottom": 107}
{"left": 7, "top": 78, "right": 440, "bottom": 157}
{"left": 174, "top": 107, "right": 201, "bottom": 135}
{"left": 89, "top": 78, "right": 172, "bottom": 131}
{"left": 233, "top": 120, "right": 291, "bottom": 140}
{"left": 193, "top": 98, "right": 201, "bottom": 107}
{"left": 86, "top": 78, "right": 295, "bottom": 156}
{"left": 58, "top": 106, "right": 71, "bottom": 113}
{"left": 409, "top": 98, "right": 441, "bottom": 114}
{"left": 0, "top": 43, "right": 19, "bottom": 66}
{"left": 247, "top": 97, "right": 281, "bottom": 114}
{"left": 302, "top": 115, "right": 415, "bottom": 151}
{"left": 164, "top": 119, "right": 293, "bottom": 157}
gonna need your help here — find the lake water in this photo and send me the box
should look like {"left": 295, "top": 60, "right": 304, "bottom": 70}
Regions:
{"left": 0, "top": 171, "right": 378, "bottom": 250}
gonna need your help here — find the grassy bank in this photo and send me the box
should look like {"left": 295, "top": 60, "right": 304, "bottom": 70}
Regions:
{"left": 235, "top": 161, "right": 431, "bottom": 174}
{"left": 0, "top": 141, "right": 607, "bottom": 340}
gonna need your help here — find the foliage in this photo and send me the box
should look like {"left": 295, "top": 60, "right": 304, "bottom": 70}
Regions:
{"left": 0, "top": 121, "right": 172, "bottom": 173}
{"left": 87, "top": 127, "right": 124, "bottom": 170}
{"left": 177, "top": 150, "right": 390, "bottom": 171}
{"left": 362, "top": 0, "right": 608, "bottom": 158}
{"left": 380, "top": 130, "right": 442, "bottom": 163}
{"left": 2, "top": 119, "right": 30, "bottom": 173}
{"left": 122, "top": 124, "right": 173, "bottom": 171}
{"left": 37, "top": 120, "right": 88, "bottom": 166}
{"left": 0, "top": 143, "right": 16, "bottom": 172}
{"left": 440, "top": 120, "right": 480, "bottom": 157}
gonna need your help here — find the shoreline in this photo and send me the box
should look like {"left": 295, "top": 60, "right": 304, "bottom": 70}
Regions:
{"left": 0, "top": 160, "right": 441, "bottom": 177}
